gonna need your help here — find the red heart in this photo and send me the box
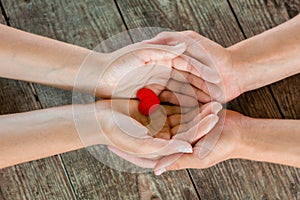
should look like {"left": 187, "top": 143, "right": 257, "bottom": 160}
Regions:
{"left": 137, "top": 88, "right": 160, "bottom": 116}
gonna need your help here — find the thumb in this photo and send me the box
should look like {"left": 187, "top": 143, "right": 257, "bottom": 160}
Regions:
{"left": 154, "top": 153, "right": 190, "bottom": 175}
{"left": 130, "top": 138, "right": 193, "bottom": 158}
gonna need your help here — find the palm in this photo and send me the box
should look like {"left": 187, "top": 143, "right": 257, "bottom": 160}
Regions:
{"left": 96, "top": 42, "right": 180, "bottom": 98}
{"left": 145, "top": 31, "right": 243, "bottom": 103}
{"left": 154, "top": 110, "right": 243, "bottom": 171}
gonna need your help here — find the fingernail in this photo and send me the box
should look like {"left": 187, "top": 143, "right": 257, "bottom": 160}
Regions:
{"left": 212, "top": 102, "right": 223, "bottom": 113}
{"left": 155, "top": 168, "right": 166, "bottom": 175}
{"left": 208, "top": 115, "right": 219, "bottom": 130}
{"left": 179, "top": 147, "right": 193, "bottom": 153}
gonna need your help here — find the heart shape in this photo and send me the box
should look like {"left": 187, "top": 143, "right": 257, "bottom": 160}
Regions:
{"left": 137, "top": 88, "right": 160, "bottom": 116}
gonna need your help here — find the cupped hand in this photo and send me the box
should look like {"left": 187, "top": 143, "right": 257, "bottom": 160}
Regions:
{"left": 78, "top": 42, "right": 221, "bottom": 106}
{"left": 107, "top": 100, "right": 222, "bottom": 165}
{"left": 93, "top": 99, "right": 192, "bottom": 159}
{"left": 144, "top": 31, "right": 246, "bottom": 103}
{"left": 153, "top": 110, "right": 244, "bottom": 174}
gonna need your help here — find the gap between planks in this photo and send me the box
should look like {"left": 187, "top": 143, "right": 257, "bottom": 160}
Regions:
{"left": 227, "top": 0, "right": 286, "bottom": 119}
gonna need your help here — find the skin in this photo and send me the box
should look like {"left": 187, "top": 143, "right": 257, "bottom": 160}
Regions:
{"left": 1, "top": 14, "right": 300, "bottom": 171}
{"left": 112, "top": 14, "right": 300, "bottom": 174}
{"left": 155, "top": 111, "right": 300, "bottom": 175}
{"left": 0, "top": 24, "right": 221, "bottom": 168}
{"left": 0, "top": 99, "right": 220, "bottom": 168}
{"left": 0, "top": 24, "right": 218, "bottom": 104}
{"left": 145, "top": 14, "right": 300, "bottom": 103}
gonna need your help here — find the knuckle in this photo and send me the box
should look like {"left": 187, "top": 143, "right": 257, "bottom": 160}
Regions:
{"left": 184, "top": 30, "right": 197, "bottom": 36}
{"left": 158, "top": 31, "right": 171, "bottom": 38}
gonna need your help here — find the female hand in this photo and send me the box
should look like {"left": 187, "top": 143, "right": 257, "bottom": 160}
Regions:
{"left": 76, "top": 41, "right": 221, "bottom": 106}
{"left": 144, "top": 31, "right": 245, "bottom": 103}
{"left": 106, "top": 101, "right": 222, "bottom": 165}
{"left": 0, "top": 25, "right": 219, "bottom": 106}
{"left": 91, "top": 99, "right": 221, "bottom": 159}
{"left": 150, "top": 110, "right": 242, "bottom": 174}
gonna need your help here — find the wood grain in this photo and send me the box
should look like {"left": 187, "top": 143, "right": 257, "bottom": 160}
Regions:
{"left": 0, "top": 8, "right": 5, "bottom": 24}
{"left": 229, "top": 0, "right": 300, "bottom": 120}
{"left": 0, "top": 9, "right": 6, "bottom": 199}
{"left": 115, "top": 0, "right": 300, "bottom": 199}
{"left": 0, "top": 4, "right": 75, "bottom": 200}
{"left": 1, "top": 0, "right": 199, "bottom": 199}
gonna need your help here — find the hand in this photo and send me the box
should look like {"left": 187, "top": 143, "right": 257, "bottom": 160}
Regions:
{"left": 144, "top": 31, "right": 246, "bottom": 103}
{"left": 153, "top": 110, "right": 244, "bottom": 174}
{"left": 76, "top": 42, "right": 220, "bottom": 106}
{"left": 107, "top": 101, "right": 222, "bottom": 165}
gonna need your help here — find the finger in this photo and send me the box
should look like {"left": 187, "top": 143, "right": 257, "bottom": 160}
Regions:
{"left": 144, "top": 31, "right": 222, "bottom": 84}
{"left": 186, "top": 55, "right": 222, "bottom": 84}
{"left": 162, "top": 104, "right": 182, "bottom": 115}
{"left": 120, "top": 137, "right": 193, "bottom": 158}
{"left": 168, "top": 106, "right": 200, "bottom": 127}
{"left": 172, "top": 114, "right": 219, "bottom": 142}
{"left": 200, "top": 101, "right": 223, "bottom": 116}
{"left": 147, "top": 37, "right": 213, "bottom": 82}
{"left": 108, "top": 146, "right": 157, "bottom": 168}
{"left": 143, "top": 138, "right": 193, "bottom": 158}
{"left": 143, "top": 31, "right": 181, "bottom": 45}
{"left": 132, "top": 42, "right": 186, "bottom": 62}
{"left": 159, "top": 90, "right": 199, "bottom": 107}
{"left": 171, "top": 69, "right": 223, "bottom": 99}
{"left": 104, "top": 113, "right": 192, "bottom": 157}
{"left": 168, "top": 102, "right": 222, "bottom": 131}
{"left": 181, "top": 30, "right": 211, "bottom": 43}
{"left": 166, "top": 79, "right": 212, "bottom": 103}
{"left": 154, "top": 153, "right": 196, "bottom": 175}
{"left": 171, "top": 55, "right": 203, "bottom": 78}
{"left": 145, "top": 83, "right": 165, "bottom": 97}
{"left": 155, "top": 145, "right": 221, "bottom": 175}
{"left": 194, "top": 110, "right": 226, "bottom": 159}
{"left": 168, "top": 101, "right": 222, "bottom": 128}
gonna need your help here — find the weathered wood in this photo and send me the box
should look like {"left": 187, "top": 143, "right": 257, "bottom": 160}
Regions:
{"left": 0, "top": 5, "right": 75, "bottom": 200}
{"left": 229, "top": 0, "right": 300, "bottom": 120}
{"left": 115, "top": 0, "right": 300, "bottom": 199}
{"left": 1, "top": 0, "right": 199, "bottom": 199}
{"left": 0, "top": 9, "right": 6, "bottom": 199}
{"left": 0, "top": 9, "right": 5, "bottom": 24}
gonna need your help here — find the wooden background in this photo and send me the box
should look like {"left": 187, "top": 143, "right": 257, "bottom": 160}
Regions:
{"left": 0, "top": 0, "right": 300, "bottom": 199}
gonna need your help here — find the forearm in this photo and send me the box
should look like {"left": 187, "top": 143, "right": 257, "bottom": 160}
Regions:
{"left": 237, "top": 118, "right": 300, "bottom": 168}
{"left": 0, "top": 24, "right": 102, "bottom": 91}
{"left": 229, "top": 14, "right": 300, "bottom": 93}
{"left": 0, "top": 104, "right": 106, "bottom": 168}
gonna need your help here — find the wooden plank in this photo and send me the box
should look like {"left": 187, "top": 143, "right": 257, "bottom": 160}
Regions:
{"left": 0, "top": 5, "right": 75, "bottom": 200}
{"left": 2, "top": 0, "right": 199, "bottom": 199}
{"left": 0, "top": 11, "right": 9, "bottom": 200}
{"left": 229, "top": 0, "right": 300, "bottom": 120}
{"left": 0, "top": 9, "right": 5, "bottom": 24}
{"left": 115, "top": 0, "right": 300, "bottom": 199}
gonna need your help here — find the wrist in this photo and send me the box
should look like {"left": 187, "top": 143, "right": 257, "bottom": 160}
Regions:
{"left": 72, "top": 101, "right": 111, "bottom": 146}
{"left": 235, "top": 116, "right": 262, "bottom": 160}
{"left": 227, "top": 44, "right": 253, "bottom": 95}
{"left": 71, "top": 51, "right": 111, "bottom": 98}
{"left": 229, "top": 112, "right": 252, "bottom": 159}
